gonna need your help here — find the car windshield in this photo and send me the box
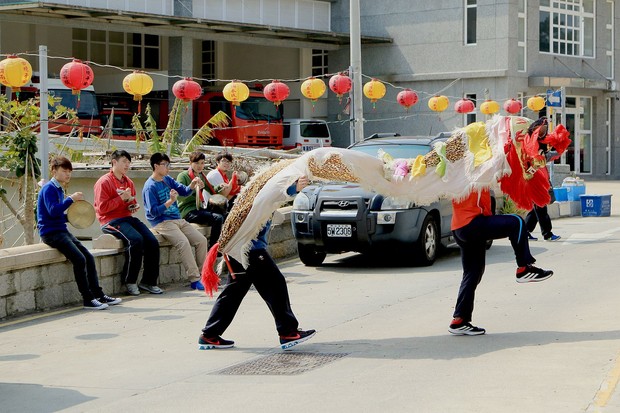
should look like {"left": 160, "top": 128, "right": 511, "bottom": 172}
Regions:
{"left": 236, "top": 96, "right": 283, "bottom": 121}
{"left": 50, "top": 89, "right": 99, "bottom": 118}
{"left": 350, "top": 142, "right": 431, "bottom": 159}
{"left": 300, "top": 122, "right": 330, "bottom": 138}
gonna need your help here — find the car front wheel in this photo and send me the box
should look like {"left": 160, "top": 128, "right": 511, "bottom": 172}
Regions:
{"left": 414, "top": 214, "right": 439, "bottom": 266}
{"left": 297, "top": 243, "right": 326, "bottom": 266}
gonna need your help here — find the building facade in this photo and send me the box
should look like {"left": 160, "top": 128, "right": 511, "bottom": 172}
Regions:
{"left": 329, "top": 0, "right": 618, "bottom": 179}
{"left": 0, "top": 0, "right": 618, "bottom": 179}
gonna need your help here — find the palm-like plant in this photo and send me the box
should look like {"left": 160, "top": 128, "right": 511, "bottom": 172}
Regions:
{"left": 183, "top": 110, "right": 230, "bottom": 154}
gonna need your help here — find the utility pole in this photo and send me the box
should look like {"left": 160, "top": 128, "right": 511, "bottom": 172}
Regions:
{"left": 39, "top": 45, "right": 49, "bottom": 181}
{"left": 350, "top": 0, "right": 364, "bottom": 144}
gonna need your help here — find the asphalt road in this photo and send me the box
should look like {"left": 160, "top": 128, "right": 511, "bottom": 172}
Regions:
{"left": 1, "top": 190, "right": 620, "bottom": 412}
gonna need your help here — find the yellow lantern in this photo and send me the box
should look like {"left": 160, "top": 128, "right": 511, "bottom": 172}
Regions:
{"left": 527, "top": 96, "right": 546, "bottom": 111}
{"left": 480, "top": 99, "right": 500, "bottom": 115}
{"left": 223, "top": 80, "right": 250, "bottom": 106}
{"left": 301, "top": 77, "right": 326, "bottom": 102}
{"left": 363, "top": 78, "right": 386, "bottom": 103}
{"left": 0, "top": 55, "right": 33, "bottom": 92}
{"left": 428, "top": 95, "right": 449, "bottom": 112}
{"left": 122, "top": 70, "right": 153, "bottom": 102}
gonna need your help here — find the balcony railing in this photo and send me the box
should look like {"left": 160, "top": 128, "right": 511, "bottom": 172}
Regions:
{"left": 192, "top": 0, "right": 331, "bottom": 32}
{"left": 1, "top": 0, "right": 331, "bottom": 32}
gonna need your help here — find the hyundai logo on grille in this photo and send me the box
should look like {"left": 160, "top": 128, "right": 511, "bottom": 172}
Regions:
{"left": 338, "top": 201, "right": 350, "bottom": 208}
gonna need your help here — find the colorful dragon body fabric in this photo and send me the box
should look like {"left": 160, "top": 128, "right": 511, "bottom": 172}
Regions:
{"left": 201, "top": 115, "right": 570, "bottom": 295}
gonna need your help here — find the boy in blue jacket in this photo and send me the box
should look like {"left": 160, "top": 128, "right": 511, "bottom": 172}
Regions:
{"left": 37, "top": 156, "right": 121, "bottom": 310}
{"left": 142, "top": 153, "right": 208, "bottom": 290}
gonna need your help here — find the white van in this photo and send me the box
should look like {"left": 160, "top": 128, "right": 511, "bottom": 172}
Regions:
{"left": 283, "top": 118, "right": 332, "bottom": 152}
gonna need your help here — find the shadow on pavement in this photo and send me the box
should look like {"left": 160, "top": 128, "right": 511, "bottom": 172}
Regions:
{"left": 0, "top": 382, "right": 95, "bottom": 413}
{"left": 314, "top": 329, "right": 620, "bottom": 360}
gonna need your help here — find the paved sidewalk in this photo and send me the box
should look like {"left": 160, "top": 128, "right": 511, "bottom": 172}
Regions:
{"left": 1, "top": 180, "right": 619, "bottom": 413}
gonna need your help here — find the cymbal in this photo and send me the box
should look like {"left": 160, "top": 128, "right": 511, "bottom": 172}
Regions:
{"left": 67, "top": 200, "right": 96, "bottom": 229}
{"left": 237, "top": 171, "right": 249, "bottom": 185}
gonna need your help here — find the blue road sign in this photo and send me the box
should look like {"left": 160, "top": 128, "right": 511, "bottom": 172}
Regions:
{"left": 546, "top": 89, "right": 562, "bottom": 107}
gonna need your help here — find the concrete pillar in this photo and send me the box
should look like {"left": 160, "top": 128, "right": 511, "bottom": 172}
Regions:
{"left": 168, "top": 36, "right": 195, "bottom": 143}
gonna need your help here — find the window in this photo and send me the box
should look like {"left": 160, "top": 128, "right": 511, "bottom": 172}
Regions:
{"left": 202, "top": 41, "right": 216, "bottom": 82}
{"left": 518, "top": 0, "right": 527, "bottom": 71}
{"left": 72, "top": 29, "right": 160, "bottom": 70}
{"left": 605, "top": 97, "right": 611, "bottom": 174}
{"left": 311, "top": 49, "right": 328, "bottom": 77}
{"left": 465, "top": 0, "right": 477, "bottom": 45}
{"left": 465, "top": 93, "right": 476, "bottom": 125}
{"left": 539, "top": 0, "right": 595, "bottom": 57}
{"left": 605, "top": 1, "right": 614, "bottom": 78}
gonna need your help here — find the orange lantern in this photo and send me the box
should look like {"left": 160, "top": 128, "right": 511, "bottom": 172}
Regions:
{"left": 428, "top": 95, "right": 449, "bottom": 112}
{"left": 480, "top": 99, "right": 500, "bottom": 115}
{"left": 60, "top": 59, "right": 94, "bottom": 95}
{"left": 301, "top": 77, "right": 326, "bottom": 102}
{"left": 527, "top": 95, "right": 546, "bottom": 111}
{"left": 329, "top": 73, "right": 352, "bottom": 102}
{"left": 223, "top": 80, "right": 250, "bottom": 106}
{"left": 0, "top": 55, "right": 32, "bottom": 92}
{"left": 172, "top": 77, "right": 202, "bottom": 102}
{"left": 503, "top": 98, "right": 523, "bottom": 114}
{"left": 123, "top": 70, "right": 153, "bottom": 102}
{"left": 397, "top": 88, "right": 418, "bottom": 111}
{"left": 455, "top": 98, "right": 475, "bottom": 114}
{"left": 263, "top": 80, "right": 290, "bottom": 106}
{"left": 363, "top": 78, "right": 386, "bottom": 103}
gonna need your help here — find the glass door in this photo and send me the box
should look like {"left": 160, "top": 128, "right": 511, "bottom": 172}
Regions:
{"left": 551, "top": 96, "right": 592, "bottom": 174}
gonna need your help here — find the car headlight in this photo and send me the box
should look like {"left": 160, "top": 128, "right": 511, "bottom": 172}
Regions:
{"left": 293, "top": 192, "right": 311, "bottom": 210}
{"left": 380, "top": 197, "right": 411, "bottom": 210}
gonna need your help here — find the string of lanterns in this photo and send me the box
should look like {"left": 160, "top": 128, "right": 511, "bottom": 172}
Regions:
{"left": 1, "top": 52, "right": 552, "bottom": 116}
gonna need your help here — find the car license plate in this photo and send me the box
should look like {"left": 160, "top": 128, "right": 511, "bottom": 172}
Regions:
{"left": 327, "top": 224, "right": 352, "bottom": 237}
{"left": 301, "top": 145, "right": 316, "bottom": 152}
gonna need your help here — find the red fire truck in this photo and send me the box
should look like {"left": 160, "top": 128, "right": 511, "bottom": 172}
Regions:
{"left": 18, "top": 78, "right": 102, "bottom": 136}
{"left": 152, "top": 90, "right": 284, "bottom": 148}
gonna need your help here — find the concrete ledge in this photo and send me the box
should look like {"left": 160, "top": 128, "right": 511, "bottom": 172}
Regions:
{"left": 0, "top": 212, "right": 294, "bottom": 320}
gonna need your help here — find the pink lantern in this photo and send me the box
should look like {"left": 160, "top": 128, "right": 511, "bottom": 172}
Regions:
{"left": 172, "top": 77, "right": 202, "bottom": 102}
{"left": 503, "top": 98, "right": 523, "bottom": 114}
{"left": 328, "top": 73, "right": 352, "bottom": 100}
{"left": 60, "top": 59, "right": 94, "bottom": 95}
{"left": 263, "top": 80, "right": 290, "bottom": 106}
{"left": 397, "top": 89, "right": 418, "bottom": 110}
{"left": 454, "top": 98, "right": 475, "bottom": 114}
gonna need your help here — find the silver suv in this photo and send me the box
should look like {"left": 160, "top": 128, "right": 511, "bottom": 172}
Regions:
{"left": 291, "top": 134, "right": 456, "bottom": 266}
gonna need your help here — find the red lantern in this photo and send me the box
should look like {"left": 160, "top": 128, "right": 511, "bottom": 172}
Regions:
{"left": 455, "top": 98, "right": 475, "bottom": 114}
{"left": 329, "top": 73, "right": 352, "bottom": 101}
{"left": 60, "top": 59, "right": 94, "bottom": 95}
{"left": 263, "top": 80, "right": 290, "bottom": 106}
{"left": 397, "top": 89, "right": 418, "bottom": 111}
{"left": 172, "top": 77, "right": 202, "bottom": 102}
{"left": 503, "top": 98, "right": 523, "bottom": 114}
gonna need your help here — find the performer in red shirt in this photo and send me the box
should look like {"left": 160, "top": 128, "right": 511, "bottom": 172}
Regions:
{"left": 94, "top": 150, "right": 162, "bottom": 296}
{"left": 206, "top": 152, "right": 240, "bottom": 211}
{"left": 449, "top": 188, "right": 553, "bottom": 336}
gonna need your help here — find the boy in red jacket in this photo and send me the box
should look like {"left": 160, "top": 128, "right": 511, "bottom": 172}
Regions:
{"left": 94, "top": 150, "right": 162, "bottom": 296}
